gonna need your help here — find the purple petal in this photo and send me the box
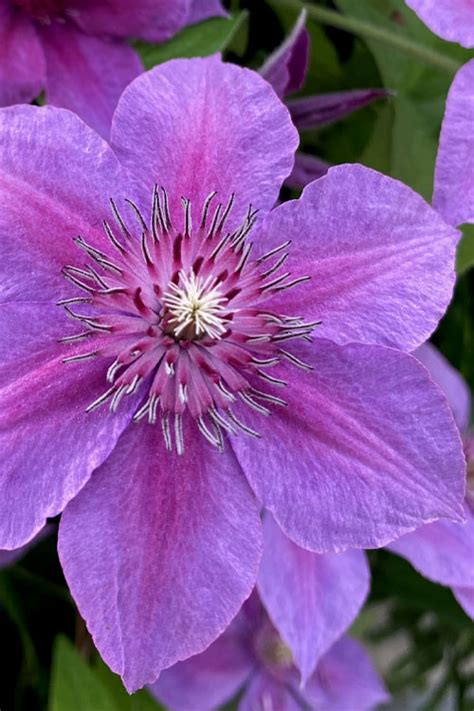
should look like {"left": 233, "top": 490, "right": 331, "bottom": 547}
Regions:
{"left": 0, "top": 353, "right": 136, "bottom": 549}
{"left": 415, "top": 343, "right": 471, "bottom": 432}
{"left": 257, "top": 164, "right": 460, "bottom": 351}
{"left": 285, "top": 151, "right": 330, "bottom": 189}
{"left": 434, "top": 59, "right": 474, "bottom": 227}
{"left": 0, "top": 303, "right": 71, "bottom": 388}
{"left": 453, "top": 587, "right": 474, "bottom": 620}
{"left": 303, "top": 637, "right": 389, "bottom": 710}
{"left": 40, "top": 23, "right": 142, "bottom": 140}
{"left": 186, "top": 0, "right": 227, "bottom": 25}
{"left": 0, "top": 524, "right": 52, "bottom": 570}
{"left": 232, "top": 340, "right": 465, "bottom": 552}
{"left": 150, "top": 617, "right": 252, "bottom": 711}
{"left": 73, "top": 0, "right": 188, "bottom": 42}
{"left": 258, "top": 514, "right": 370, "bottom": 683}
{"left": 287, "top": 89, "right": 391, "bottom": 130}
{"left": 0, "top": 104, "right": 124, "bottom": 301}
{"left": 239, "top": 671, "right": 301, "bottom": 711}
{"left": 260, "top": 10, "right": 309, "bottom": 98}
{"left": 405, "top": 0, "right": 474, "bottom": 48}
{"left": 59, "top": 419, "right": 262, "bottom": 692}
{"left": 0, "top": 3, "right": 45, "bottom": 105}
{"left": 387, "top": 504, "right": 474, "bottom": 588}
{"left": 111, "top": 56, "right": 298, "bottom": 227}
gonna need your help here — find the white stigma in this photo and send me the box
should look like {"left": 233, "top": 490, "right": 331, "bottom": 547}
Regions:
{"left": 163, "top": 270, "right": 228, "bottom": 340}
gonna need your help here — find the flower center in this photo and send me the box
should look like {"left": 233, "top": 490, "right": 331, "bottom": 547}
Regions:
{"left": 163, "top": 270, "right": 228, "bottom": 340}
{"left": 58, "top": 188, "right": 316, "bottom": 453}
{"left": 254, "top": 622, "right": 294, "bottom": 678}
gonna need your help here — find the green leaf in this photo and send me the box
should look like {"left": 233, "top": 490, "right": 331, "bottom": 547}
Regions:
{"left": 390, "top": 96, "right": 437, "bottom": 200}
{"left": 92, "top": 657, "right": 163, "bottom": 711}
{"left": 49, "top": 637, "right": 163, "bottom": 711}
{"left": 136, "top": 12, "right": 248, "bottom": 69}
{"left": 330, "top": 0, "right": 472, "bottom": 84}
{"left": 49, "top": 637, "right": 114, "bottom": 711}
{"left": 457, "top": 224, "right": 474, "bottom": 274}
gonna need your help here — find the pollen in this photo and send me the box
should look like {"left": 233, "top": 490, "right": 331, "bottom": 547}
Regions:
{"left": 163, "top": 270, "right": 228, "bottom": 340}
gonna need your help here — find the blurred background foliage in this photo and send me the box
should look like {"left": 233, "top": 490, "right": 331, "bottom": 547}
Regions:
{"left": 1, "top": 1, "right": 473, "bottom": 709}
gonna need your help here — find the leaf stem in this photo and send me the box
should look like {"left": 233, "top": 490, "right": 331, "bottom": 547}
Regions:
{"left": 271, "top": 0, "right": 460, "bottom": 75}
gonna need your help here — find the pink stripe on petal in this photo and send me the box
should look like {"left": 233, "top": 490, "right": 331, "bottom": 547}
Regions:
{"left": 257, "top": 164, "right": 460, "bottom": 351}
{"left": 0, "top": 104, "right": 125, "bottom": 301}
{"left": 59, "top": 418, "right": 262, "bottom": 692}
{"left": 232, "top": 340, "right": 465, "bottom": 552}
{"left": 0, "top": 353, "right": 136, "bottom": 549}
{"left": 111, "top": 56, "right": 298, "bottom": 229}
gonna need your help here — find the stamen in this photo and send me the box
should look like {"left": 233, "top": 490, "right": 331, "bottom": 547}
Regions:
{"left": 161, "top": 412, "right": 172, "bottom": 451}
{"left": 200, "top": 190, "right": 218, "bottom": 228}
{"left": 226, "top": 410, "right": 261, "bottom": 438}
{"left": 109, "top": 198, "right": 131, "bottom": 239}
{"left": 257, "top": 240, "right": 291, "bottom": 263}
{"left": 239, "top": 391, "right": 271, "bottom": 416}
{"left": 125, "top": 198, "right": 148, "bottom": 232}
{"left": 58, "top": 187, "right": 314, "bottom": 453}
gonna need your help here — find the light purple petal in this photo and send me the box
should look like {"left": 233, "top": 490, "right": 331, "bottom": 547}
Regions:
{"left": 387, "top": 504, "right": 474, "bottom": 588}
{"left": 0, "top": 524, "right": 52, "bottom": 570}
{"left": 232, "top": 340, "right": 465, "bottom": 553}
{"left": 260, "top": 10, "right": 309, "bottom": 98}
{"left": 239, "top": 671, "right": 301, "bottom": 711}
{"left": 258, "top": 514, "right": 370, "bottom": 683}
{"left": 304, "top": 637, "right": 389, "bottom": 710}
{"left": 0, "top": 3, "right": 45, "bottom": 105}
{"left": 150, "top": 617, "right": 252, "bottom": 711}
{"left": 40, "top": 23, "right": 142, "bottom": 140}
{"left": 111, "top": 56, "right": 298, "bottom": 228}
{"left": 0, "top": 302, "right": 73, "bottom": 388}
{"left": 433, "top": 59, "right": 474, "bottom": 227}
{"left": 415, "top": 343, "right": 471, "bottom": 432}
{"left": 405, "top": 0, "right": 474, "bottom": 48}
{"left": 0, "top": 353, "right": 137, "bottom": 549}
{"left": 186, "top": 0, "right": 227, "bottom": 25}
{"left": 453, "top": 586, "right": 474, "bottom": 620}
{"left": 257, "top": 165, "right": 460, "bottom": 351}
{"left": 0, "top": 104, "right": 124, "bottom": 301}
{"left": 285, "top": 151, "right": 330, "bottom": 189}
{"left": 287, "top": 89, "right": 391, "bottom": 130}
{"left": 59, "top": 419, "right": 262, "bottom": 692}
{"left": 73, "top": 0, "right": 189, "bottom": 42}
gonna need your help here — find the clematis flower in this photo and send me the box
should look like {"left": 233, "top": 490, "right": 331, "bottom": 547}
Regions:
{"left": 405, "top": 0, "right": 474, "bottom": 49}
{"left": 433, "top": 59, "right": 474, "bottom": 229}
{"left": 151, "top": 518, "right": 385, "bottom": 710}
{"left": 260, "top": 10, "right": 390, "bottom": 188}
{"left": 0, "top": 56, "right": 467, "bottom": 689}
{"left": 0, "top": 0, "right": 225, "bottom": 138}
{"left": 388, "top": 343, "right": 474, "bottom": 620}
